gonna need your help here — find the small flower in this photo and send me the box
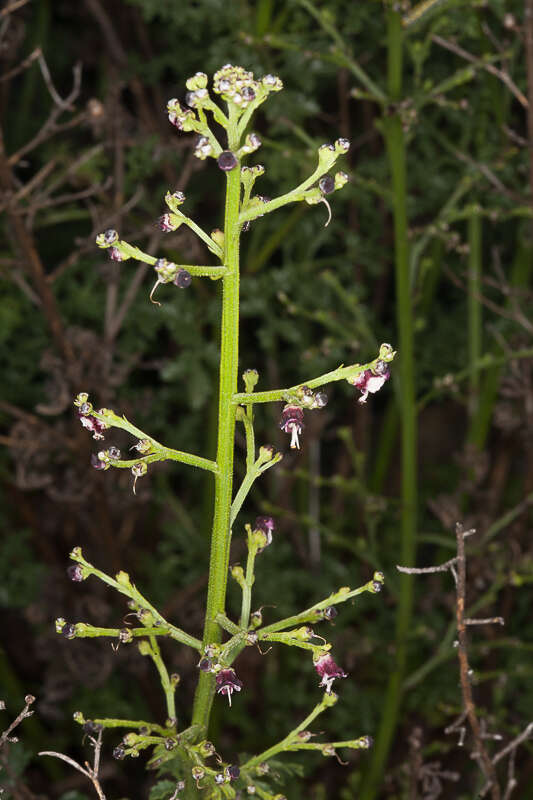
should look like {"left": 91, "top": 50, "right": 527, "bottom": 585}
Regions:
{"left": 108, "top": 246, "right": 124, "bottom": 262}
{"left": 79, "top": 412, "right": 107, "bottom": 440}
{"left": 254, "top": 516, "right": 274, "bottom": 552}
{"left": 194, "top": 135, "right": 213, "bottom": 159}
{"left": 113, "top": 746, "right": 125, "bottom": 760}
{"left": 319, "top": 175, "right": 335, "bottom": 195}
{"left": 174, "top": 269, "right": 192, "bottom": 288}
{"left": 198, "top": 657, "right": 213, "bottom": 672}
{"left": 313, "top": 653, "right": 347, "bottom": 693}
{"left": 214, "top": 773, "right": 225, "bottom": 785}
{"left": 279, "top": 404, "right": 305, "bottom": 449}
{"left": 108, "top": 446, "right": 121, "bottom": 460}
{"left": 217, "top": 150, "right": 238, "bottom": 171}
{"left": 215, "top": 668, "right": 243, "bottom": 706}
{"left": 349, "top": 361, "right": 390, "bottom": 404}
{"left": 91, "top": 452, "right": 108, "bottom": 471}
{"left": 157, "top": 213, "right": 179, "bottom": 232}
{"left": 131, "top": 461, "right": 147, "bottom": 494}
{"left": 226, "top": 765, "right": 240, "bottom": 782}
{"left": 323, "top": 606, "right": 338, "bottom": 621}
{"left": 67, "top": 564, "right": 84, "bottom": 582}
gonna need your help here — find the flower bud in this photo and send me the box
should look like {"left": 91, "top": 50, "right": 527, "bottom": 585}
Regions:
{"left": 226, "top": 765, "right": 240, "bottom": 781}
{"left": 319, "top": 175, "right": 335, "bottom": 195}
{"left": 96, "top": 229, "right": 118, "bottom": 248}
{"left": 174, "top": 269, "right": 192, "bottom": 289}
{"left": 186, "top": 72, "right": 208, "bottom": 91}
{"left": 67, "top": 564, "right": 84, "bottom": 582}
{"left": 250, "top": 609, "right": 263, "bottom": 628}
{"left": 113, "top": 746, "right": 125, "bottom": 760}
{"left": 243, "top": 368, "right": 259, "bottom": 392}
{"left": 198, "top": 657, "right": 213, "bottom": 672}
{"left": 335, "top": 171, "right": 349, "bottom": 189}
{"left": 318, "top": 143, "right": 336, "bottom": 169}
{"left": 323, "top": 606, "right": 338, "bottom": 621}
{"left": 211, "top": 228, "right": 224, "bottom": 247}
{"left": 194, "top": 135, "right": 213, "bottom": 160}
{"left": 335, "top": 137, "right": 350, "bottom": 153}
{"left": 165, "top": 738, "right": 176, "bottom": 750}
{"left": 217, "top": 150, "right": 238, "bottom": 171}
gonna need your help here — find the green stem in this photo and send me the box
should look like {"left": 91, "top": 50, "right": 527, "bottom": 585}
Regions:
{"left": 233, "top": 349, "right": 395, "bottom": 405}
{"left": 361, "top": 10, "right": 416, "bottom": 800}
{"left": 240, "top": 536, "right": 258, "bottom": 629}
{"left": 191, "top": 153, "right": 242, "bottom": 733}
{"left": 242, "top": 693, "right": 335, "bottom": 771}
{"left": 148, "top": 636, "right": 176, "bottom": 721}
{"left": 467, "top": 210, "right": 482, "bottom": 422}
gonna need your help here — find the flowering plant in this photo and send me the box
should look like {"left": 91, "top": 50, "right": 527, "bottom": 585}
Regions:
{"left": 53, "top": 65, "right": 395, "bottom": 799}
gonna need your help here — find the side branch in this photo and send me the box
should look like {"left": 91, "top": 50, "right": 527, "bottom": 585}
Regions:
{"left": 233, "top": 346, "right": 396, "bottom": 405}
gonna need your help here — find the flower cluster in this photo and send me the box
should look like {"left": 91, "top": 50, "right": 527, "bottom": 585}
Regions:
{"left": 279, "top": 386, "right": 328, "bottom": 449}
{"left": 73, "top": 392, "right": 108, "bottom": 440}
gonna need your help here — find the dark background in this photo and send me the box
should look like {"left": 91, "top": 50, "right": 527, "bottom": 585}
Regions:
{"left": 1, "top": 0, "right": 532, "bottom": 798}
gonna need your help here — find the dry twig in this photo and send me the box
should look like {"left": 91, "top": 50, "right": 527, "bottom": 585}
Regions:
{"left": 398, "top": 523, "right": 533, "bottom": 799}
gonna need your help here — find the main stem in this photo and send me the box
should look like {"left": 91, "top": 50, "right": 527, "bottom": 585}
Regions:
{"left": 191, "top": 163, "right": 242, "bottom": 733}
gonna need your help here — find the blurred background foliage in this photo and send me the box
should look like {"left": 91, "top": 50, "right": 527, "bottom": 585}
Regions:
{"left": 1, "top": 0, "right": 533, "bottom": 797}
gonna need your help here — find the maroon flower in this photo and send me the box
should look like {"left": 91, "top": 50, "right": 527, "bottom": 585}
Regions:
{"left": 108, "top": 246, "right": 123, "bottom": 261}
{"left": 78, "top": 413, "right": 107, "bottom": 440}
{"left": 157, "top": 213, "right": 178, "bottom": 232}
{"left": 279, "top": 404, "right": 305, "bottom": 449}
{"left": 215, "top": 668, "right": 243, "bottom": 706}
{"left": 350, "top": 361, "right": 390, "bottom": 404}
{"left": 90, "top": 453, "right": 107, "bottom": 470}
{"left": 313, "top": 653, "right": 347, "bottom": 693}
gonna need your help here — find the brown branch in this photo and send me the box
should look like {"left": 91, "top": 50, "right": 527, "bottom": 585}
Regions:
{"left": 0, "top": 695, "right": 35, "bottom": 747}
{"left": 0, "top": 0, "right": 31, "bottom": 17}
{"left": 0, "top": 46, "right": 41, "bottom": 83}
{"left": 431, "top": 34, "right": 528, "bottom": 109}
{"left": 454, "top": 523, "right": 500, "bottom": 799}
{"left": 39, "top": 728, "right": 107, "bottom": 800}
{"left": 0, "top": 126, "right": 76, "bottom": 369}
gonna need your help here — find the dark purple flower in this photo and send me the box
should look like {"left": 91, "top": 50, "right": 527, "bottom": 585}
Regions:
{"left": 323, "top": 606, "right": 338, "bottom": 621}
{"left": 313, "top": 653, "right": 347, "bottom": 693}
{"left": 108, "top": 446, "right": 121, "bottom": 460}
{"left": 215, "top": 668, "right": 243, "bottom": 706}
{"left": 349, "top": 361, "right": 390, "bottom": 404}
{"left": 90, "top": 453, "right": 107, "bottom": 470}
{"left": 319, "top": 175, "right": 335, "bottom": 195}
{"left": 217, "top": 150, "right": 238, "bottom": 171}
{"left": 108, "top": 246, "right": 123, "bottom": 261}
{"left": 78, "top": 413, "right": 107, "bottom": 440}
{"left": 62, "top": 623, "right": 76, "bottom": 639}
{"left": 226, "top": 765, "right": 240, "bottom": 781}
{"left": 279, "top": 404, "right": 305, "bottom": 449}
{"left": 67, "top": 564, "right": 84, "bottom": 582}
{"left": 157, "top": 214, "right": 178, "bottom": 232}
{"left": 198, "top": 657, "right": 213, "bottom": 672}
{"left": 174, "top": 269, "right": 192, "bottom": 288}
{"left": 255, "top": 516, "right": 274, "bottom": 535}
{"left": 113, "top": 746, "right": 125, "bottom": 760}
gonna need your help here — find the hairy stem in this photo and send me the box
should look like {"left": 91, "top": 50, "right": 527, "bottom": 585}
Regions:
{"left": 191, "top": 158, "right": 242, "bottom": 733}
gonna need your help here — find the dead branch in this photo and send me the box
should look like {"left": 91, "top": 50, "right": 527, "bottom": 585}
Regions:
{"left": 40, "top": 727, "right": 107, "bottom": 800}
